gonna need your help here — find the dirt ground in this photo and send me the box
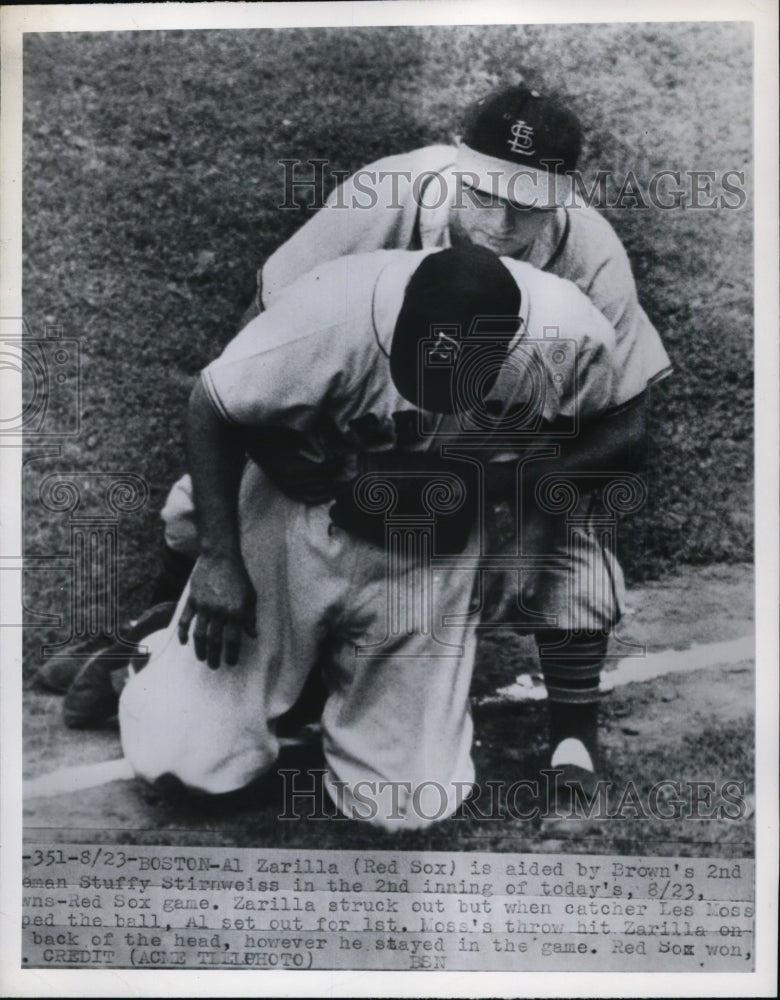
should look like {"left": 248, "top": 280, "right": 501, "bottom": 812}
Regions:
{"left": 23, "top": 562, "right": 754, "bottom": 858}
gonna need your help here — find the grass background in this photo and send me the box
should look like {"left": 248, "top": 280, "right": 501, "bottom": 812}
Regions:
{"left": 19, "top": 23, "right": 755, "bottom": 856}
{"left": 22, "top": 23, "right": 753, "bottom": 653}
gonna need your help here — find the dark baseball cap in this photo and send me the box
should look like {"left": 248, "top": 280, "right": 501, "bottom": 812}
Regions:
{"left": 390, "top": 246, "right": 521, "bottom": 414}
{"left": 456, "top": 84, "right": 582, "bottom": 206}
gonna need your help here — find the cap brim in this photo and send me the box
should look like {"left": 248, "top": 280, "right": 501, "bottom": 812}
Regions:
{"left": 455, "top": 143, "right": 572, "bottom": 207}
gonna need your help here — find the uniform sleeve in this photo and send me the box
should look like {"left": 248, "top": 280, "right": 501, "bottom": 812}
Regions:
{"left": 483, "top": 305, "right": 616, "bottom": 465}
{"left": 201, "top": 268, "right": 354, "bottom": 428}
{"left": 563, "top": 212, "right": 672, "bottom": 405}
{"left": 540, "top": 297, "right": 617, "bottom": 423}
{"left": 494, "top": 262, "right": 619, "bottom": 428}
{"left": 261, "top": 146, "right": 455, "bottom": 306}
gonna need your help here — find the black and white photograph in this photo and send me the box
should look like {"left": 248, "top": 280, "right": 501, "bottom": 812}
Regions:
{"left": 1, "top": 1, "right": 777, "bottom": 994}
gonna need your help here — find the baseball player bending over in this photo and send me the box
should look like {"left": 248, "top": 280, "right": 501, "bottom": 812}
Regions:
{"left": 151, "top": 85, "right": 670, "bottom": 786}
{"left": 119, "top": 244, "right": 650, "bottom": 828}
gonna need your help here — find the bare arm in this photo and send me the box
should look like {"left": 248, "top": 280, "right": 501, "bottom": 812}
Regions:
{"left": 177, "top": 377, "right": 257, "bottom": 669}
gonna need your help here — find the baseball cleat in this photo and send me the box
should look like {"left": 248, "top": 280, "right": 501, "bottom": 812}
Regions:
{"left": 34, "top": 602, "right": 177, "bottom": 697}
{"left": 61, "top": 602, "right": 177, "bottom": 728}
{"left": 63, "top": 648, "right": 125, "bottom": 729}
{"left": 539, "top": 761, "right": 605, "bottom": 838}
{"left": 33, "top": 647, "right": 94, "bottom": 694}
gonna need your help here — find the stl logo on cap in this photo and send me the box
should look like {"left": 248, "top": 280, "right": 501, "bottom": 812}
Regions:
{"left": 507, "top": 119, "right": 535, "bottom": 156}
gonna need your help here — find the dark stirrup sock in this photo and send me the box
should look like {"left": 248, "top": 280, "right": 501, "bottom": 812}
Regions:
{"left": 535, "top": 629, "right": 608, "bottom": 771}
